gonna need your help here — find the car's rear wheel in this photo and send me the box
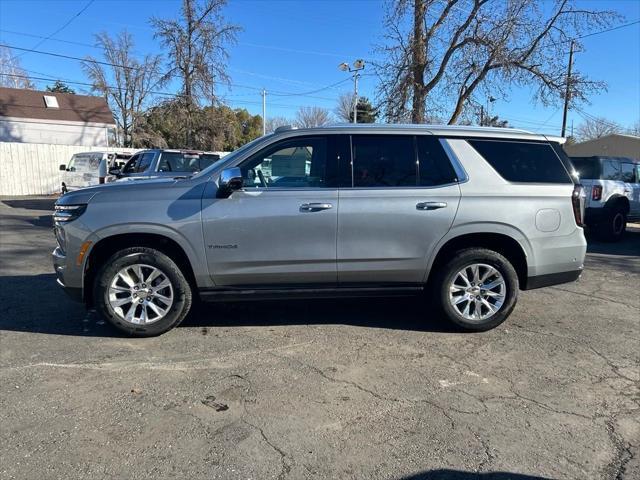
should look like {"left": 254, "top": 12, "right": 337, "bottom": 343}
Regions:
{"left": 597, "top": 205, "right": 626, "bottom": 242}
{"left": 94, "top": 247, "right": 192, "bottom": 336}
{"left": 433, "top": 248, "right": 519, "bottom": 331}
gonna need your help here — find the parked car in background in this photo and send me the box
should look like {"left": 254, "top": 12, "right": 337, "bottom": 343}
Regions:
{"left": 570, "top": 156, "right": 640, "bottom": 241}
{"left": 53, "top": 124, "right": 587, "bottom": 337}
{"left": 110, "top": 149, "right": 223, "bottom": 181}
{"left": 59, "top": 151, "right": 133, "bottom": 194}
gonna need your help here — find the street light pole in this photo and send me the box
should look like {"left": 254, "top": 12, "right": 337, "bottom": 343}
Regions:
{"left": 339, "top": 60, "right": 365, "bottom": 124}
{"left": 353, "top": 70, "right": 359, "bottom": 124}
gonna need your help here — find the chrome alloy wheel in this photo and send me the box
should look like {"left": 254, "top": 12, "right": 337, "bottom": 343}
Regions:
{"left": 108, "top": 264, "right": 174, "bottom": 325}
{"left": 448, "top": 263, "right": 506, "bottom": 322}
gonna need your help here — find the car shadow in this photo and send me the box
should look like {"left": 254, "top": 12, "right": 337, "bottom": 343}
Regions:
{"left": 586, "top": 228, "right": 640, "bottom": 256}
{"left": 0, "top": 274, "right": 119, "bottom": 337}
{"left": 0, "top": 274, "right": 463, "bottom": 337}
{"left": 1, "top": 198, "right": 57, "bottom": 211}
{"left": 184, "top": 295, "right": 462, "bottom": 334}
{"left": 398, "top": 470, "right": 551, "bottom": 480}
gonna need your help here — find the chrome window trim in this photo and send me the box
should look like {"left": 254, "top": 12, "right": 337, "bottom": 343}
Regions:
{"left": 439, "top": 138, "right": 469, "bottom": 183}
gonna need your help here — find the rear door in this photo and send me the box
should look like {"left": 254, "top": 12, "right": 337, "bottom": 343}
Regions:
{"left": 337, "top": 134, "right": 461, "bottom": 285}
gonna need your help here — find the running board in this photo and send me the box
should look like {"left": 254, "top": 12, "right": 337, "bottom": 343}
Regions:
{"left": 198, "top": 285, "right": 424, "bottom": 302}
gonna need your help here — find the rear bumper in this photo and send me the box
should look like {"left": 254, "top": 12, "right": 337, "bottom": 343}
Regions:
{"left": 524, "top": 268, "right": 582, "bottom": 290}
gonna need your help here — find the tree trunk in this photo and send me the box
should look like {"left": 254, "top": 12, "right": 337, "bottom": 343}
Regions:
{"left": 411, "top": 0, "right": 426, "bottom": 124}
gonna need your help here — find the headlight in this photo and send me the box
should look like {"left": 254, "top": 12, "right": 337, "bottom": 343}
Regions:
{"left": 53, "top": 204, "right": 87, "bottom": 223}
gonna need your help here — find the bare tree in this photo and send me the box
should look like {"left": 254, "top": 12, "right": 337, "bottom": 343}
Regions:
{"left": 629, "top": 121, "right": 640, "bottom": 137}
{"left": 335, "top": 93, "right": 355, "bottom": 122}
{"left": 265, "top": 116, "right": 291, "bottom": 133}
{"left": 576, "top": 117, "right": 621, "bottom": 141}
{"left": 0, "top": 46, "right": 35, "bottom": 89}
{"left": 152, "top": 0, "right": 240, "bottom": 146}
{"left": 295, "top": 107, "right": 332, "bottom": 128}
{"left": 83, "top": 32, "right": 163, "bottom": 147}
{"left": 376, "top": 0, "right": 618, "bottom": 124}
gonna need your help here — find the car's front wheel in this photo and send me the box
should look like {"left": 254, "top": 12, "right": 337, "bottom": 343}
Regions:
{"left": 94, "top": 247, "right": 192, "bottom": 336}
{"left": 433, "top": 248, "right": 519, "bottom": 331}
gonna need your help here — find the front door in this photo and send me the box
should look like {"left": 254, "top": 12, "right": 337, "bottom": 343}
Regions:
{"left": 202, "top": 135, "right": 339, "bottom": 286}
{"left": 337, "top": 134, "right": 461, "bottom": 284}
{"left": 622, "top": 162, "right": 640, "bottom": 220}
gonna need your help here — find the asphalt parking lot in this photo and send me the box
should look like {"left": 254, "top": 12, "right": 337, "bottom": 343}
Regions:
{"left": 0, "top": 197, "right": 638, "bottom": 480}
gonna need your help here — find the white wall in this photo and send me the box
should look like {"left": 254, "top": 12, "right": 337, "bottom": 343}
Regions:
{"left": 0, "top": 117, "right": 113, "bottom": 147}
{"left": 0, "top": 143, "right": 138, "bottom": 196}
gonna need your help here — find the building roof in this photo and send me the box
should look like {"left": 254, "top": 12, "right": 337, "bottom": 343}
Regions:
{"left": 567, "top": 133, "right": 640, "bottom": 146}
{"left": 0, "top": 87, "right": 115, "bottom": 125}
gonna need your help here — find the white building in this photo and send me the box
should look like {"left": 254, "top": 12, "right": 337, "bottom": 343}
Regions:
{"left": 0, "top": 87, "right": 116, "bottom": 146}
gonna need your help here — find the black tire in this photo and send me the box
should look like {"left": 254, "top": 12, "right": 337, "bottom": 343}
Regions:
{"left": 597, "top": 205, "right": 626, "bottom": 242}
{"left": 432, "top": 248, "right": 519, "bottom": 332}
{"left": 94, "top": 247, "right": 192, "bottom": 337}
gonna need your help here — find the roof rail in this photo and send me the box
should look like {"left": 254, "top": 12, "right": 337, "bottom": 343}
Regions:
{"left": 274, "top": 125, "right": 296, "bottom": 134}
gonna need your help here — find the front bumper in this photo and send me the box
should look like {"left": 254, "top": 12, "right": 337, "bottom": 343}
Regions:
{"left": 52, "top": 246, "right": 83, "bottom": 302}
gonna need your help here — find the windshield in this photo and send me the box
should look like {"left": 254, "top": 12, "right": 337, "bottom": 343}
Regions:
{"left": 192, "top": 135, "right": 273, "bottom": 178}
{"left": 157, "top": 152, "right": 222, "bottom": 173}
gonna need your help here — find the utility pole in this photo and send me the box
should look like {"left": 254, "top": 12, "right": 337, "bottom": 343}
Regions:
{"left": 339, "top": 60, "right": 365, "bottom": 124}
{"left": 479, "top": 105, "right": 484, "bottom": 126}
{"left": 261, "top": 88, "right": 266, "bottom": 135}
{"left": 561, "top": 40, "right": 575, "bottom": 137}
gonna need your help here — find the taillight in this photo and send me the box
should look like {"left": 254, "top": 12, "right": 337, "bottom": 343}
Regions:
{"left": 572, "top": 184, "right": 585, "bottom": 227}
{"left": 592, "top": 185, "right": 602, "bottom": 201}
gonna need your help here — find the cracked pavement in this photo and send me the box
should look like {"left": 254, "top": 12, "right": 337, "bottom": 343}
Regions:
{"left": 0, "top": 197, "right": 638, "bottom": 480}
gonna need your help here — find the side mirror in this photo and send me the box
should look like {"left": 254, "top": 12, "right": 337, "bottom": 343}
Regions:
{"left": 108, "top": 167, "right": 121, "bottom": 176}
{"left": 217, "top": 167, "right": 243, "bottom": 198}
{"left": 59, "top": 164, "right": 67, "bottom": 171}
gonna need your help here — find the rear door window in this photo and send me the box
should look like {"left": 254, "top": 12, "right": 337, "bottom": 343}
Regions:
{"left": 351, "top": 135, "right": 416, "bottom": 187}
{"left": 416, "top": 136, "right": 458, "bottom": 186}
{"left": 468, "top": 139, "right": 572, "bottom": 184}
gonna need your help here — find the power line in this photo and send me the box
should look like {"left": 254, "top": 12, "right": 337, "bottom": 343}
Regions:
{"left": 0, "top": 72, "right": 339, "bottom": 112}
{"left": 0, "top": 42, "right": 139, "bottom": 70}
{"left": 0, "top": 29, "right": 100, "bottom": 50}
{"left": 0, "top": 42, "right": 351, "bottom": 99}
{"left": 269, "top": 79, "right": 351, "bottom": 97}
{"left": 11, "top": 0, "right": 95, "bottom": 60}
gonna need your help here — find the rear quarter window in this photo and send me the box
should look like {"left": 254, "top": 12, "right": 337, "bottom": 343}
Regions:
{"left": 469, "top": 140, "right": 572, "bottom": 184}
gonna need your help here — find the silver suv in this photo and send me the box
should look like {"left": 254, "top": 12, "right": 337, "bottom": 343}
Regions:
{"left": 52, "top": 125, "right": 587, "bottom": 336}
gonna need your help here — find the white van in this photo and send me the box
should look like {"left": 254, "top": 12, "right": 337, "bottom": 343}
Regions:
{"left": 59, "top": 152, "right": 133, "bottom": 194}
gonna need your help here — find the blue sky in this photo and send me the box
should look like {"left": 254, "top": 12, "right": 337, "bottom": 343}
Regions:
{"left": 1, "top": 0, "right": 638, "bottom": 136}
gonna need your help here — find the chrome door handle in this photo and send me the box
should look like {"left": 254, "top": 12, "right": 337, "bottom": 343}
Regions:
{"left": 300, "top": 203, "right": 333, "bottom": 212}
{"left": 416, "top": 201, "right": 447, "bottom": 211}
